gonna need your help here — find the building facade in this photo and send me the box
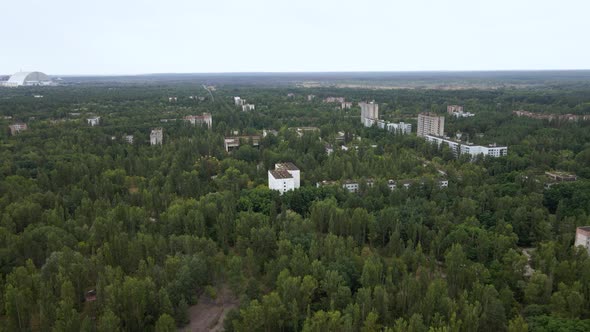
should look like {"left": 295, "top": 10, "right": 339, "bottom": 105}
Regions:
{"left": 426, "top": 135, "right": 508, "bottom": 158}
{"left": 268, "top": 162, "right": 300, "bottom": 194}
{"left": 8, "top": 123, "right": 28, "bottom": 135}
{"left": 184, "top": 113, "right": 212, "bottom": 128}
{"left": 150, "top": 128, "right": 163, "bottom": 145}
{"left": 242, "top": 104, "right": 255, "bottom": 112}
{"left": 417, "top": 113, "right": 445, "bottom": 137}
{"left": 447, "top": 105, "right": 463, "bottom": 114}
{"left": 386, "top": 122, "right": 412, "bottom": 135}
{"left": 360, "top": 101, "right": 379, "bottom": 127}
{"left": 575, "top": 227, "right": 590, "bottom": 254}
{"left": 87, "top": 117, "right": 100, "bottom": 126}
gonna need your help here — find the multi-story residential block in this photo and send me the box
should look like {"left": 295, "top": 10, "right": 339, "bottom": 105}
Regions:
{"left": 87, "top": 117, "right": 101, "bottom": 126}
{"left": 150, "top": 128, "right": 163, "bottom": 145}
{"left": 234, "top": 96, "right": 244, "bottom": 106}
{"left": 575, "top": 227, "right": 590, "bottom": 254}
{"left": 386, "top": 122, "right": 412, "bottom": 135}
{"left": 242, "top": 104, "right": 255, "bottom": 112}
{"left": 417, "top": 113, "right": 445, "bottom": 137}
{"left": 359, "top": 101, "right": 379, "bottom": 127}
{"left": 425, "top": 135, "right": 508, "bottom": 158}
{"left": 268, "top": 162, "right": 300, "bottom": 194}
{"left": 8, "top": 123, "right": 28, "bottom": 135}
{"left": 184, "top": 113, "right": 212, "bottom": 128}
{"left": 341, "top": 102, "right": 353, "bottom": 109}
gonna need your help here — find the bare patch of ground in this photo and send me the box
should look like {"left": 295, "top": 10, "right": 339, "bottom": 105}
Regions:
{"left": 179, "top": 285, "right": 239, "bottom": 332}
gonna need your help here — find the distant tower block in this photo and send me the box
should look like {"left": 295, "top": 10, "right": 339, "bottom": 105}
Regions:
{"left": 417, "top": 113, "right": 445, "bottom": 137}
{"left": 150, "top": 128, "right": 163, "bottom": 145}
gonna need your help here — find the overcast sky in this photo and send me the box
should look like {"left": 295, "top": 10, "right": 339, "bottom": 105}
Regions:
{"left": 1, "top": 0, "right": 589, "bottom": 75}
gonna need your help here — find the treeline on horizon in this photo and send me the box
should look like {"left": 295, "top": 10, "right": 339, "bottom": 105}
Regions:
{"left": 0, "top": 83, "right": 590, "bottom": 331}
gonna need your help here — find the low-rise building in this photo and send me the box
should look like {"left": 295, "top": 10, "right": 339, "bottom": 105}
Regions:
{"left": 268, "top": 162, "right": 300, "bottom": 194}
{"left": 342, "top": 180, "right": 360, "bottom": 193}
{"left": 224, "top": 135, "right": 261, "bottom": 152}
{"left": 324, "top": 97, "right": 345, "bottom": 103}
{"left": 291, "top": 127, "right": 320, "bottom": 137}
{"left": 307, "top": 94, "right": 316, "bottom": 101}
{"left": 150, "top": 128, "right": 163, "bottom": 145}
{"left": 575, "top": 227, "right": 590, "bottom": 254}
{"left": 87, "top": 117, "right": 101, "bottom": 126}
{"left": 184, "top": 113, "right": 212, "bottom": 128}
{"left": 425, "top": 135, "right": 508, "bottom": 158}
{"left": 341, "top": 102, "right": 353, "bottom": 109}
{"left": 123, "top": 134, "right": 134, "bottom": 144}
{"left": 545, "top": 171, "right": 577, "bottom": 182}
{"left": 447, "top": 105, "right": 463, "bottom": 114}
{"left": 8, "top": 123, "right": 28, "bottom": 135}
{"left": 168, "top": 97, "right": 177, "bottom": 102}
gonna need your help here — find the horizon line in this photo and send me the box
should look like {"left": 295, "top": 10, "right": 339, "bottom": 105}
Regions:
{"left": 4, "top": 69, "right": 590, "bottom": 77}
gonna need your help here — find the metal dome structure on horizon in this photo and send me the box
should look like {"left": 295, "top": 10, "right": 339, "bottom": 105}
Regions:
{"left": 3, "top": 71, "right": 52, "bottom": 87}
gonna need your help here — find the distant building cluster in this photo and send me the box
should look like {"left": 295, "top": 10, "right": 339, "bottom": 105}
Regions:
{"left": 234, "top": 96, "right": 255, "bottom": 111}
{"left": 1, "top": 71, "right": 54, "bottom": 87}
{"left": 447, "top": 105, "right": 475, "bottom": 118}
{"left": 513, "top": 110, "right": 590, "bottom": 122}
{"left": 268, "top": 162, "right": 300, "bottom": 194}
{"left": 317, "top": 178, "right": 448, "bottom": 193}
{"left": 184, "top": 113, "right": 212, "bottom": 128}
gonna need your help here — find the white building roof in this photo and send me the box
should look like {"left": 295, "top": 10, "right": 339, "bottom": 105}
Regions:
{"left": 6, "top": 71, "right": 51, "bottom": 86}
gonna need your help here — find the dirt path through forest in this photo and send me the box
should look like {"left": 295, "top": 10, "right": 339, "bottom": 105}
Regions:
{"left": 179, "top": 285, "right": 239, "bottom": 332}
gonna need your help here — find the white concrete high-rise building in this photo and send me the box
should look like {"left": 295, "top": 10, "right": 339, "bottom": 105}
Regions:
{"left": 417, "top": 113, "right": 445, "bottom": 137}
{"left": 150, "top": 128, "right": 163, "bottom": 145}
{"left": 386, "top": 122, "right": 412, "bottom": 135}
{"left": 268, "top": 162, "right": 300, "bottom": 194}
{"left": 360, "top": 101, "right": 379, "bottom": 127}
{"left": 184, "top": 113, "right": 212, "bottom": 128}
{"left": 87, "top": 117, "right": 101, "bottom": 126}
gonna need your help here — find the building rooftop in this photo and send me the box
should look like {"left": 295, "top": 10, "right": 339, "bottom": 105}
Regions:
{"left": 270, "top": 170, "right": 293, "bottom": 179}
{"left": 276, "top": 162, "right": 299, "bottom": 171}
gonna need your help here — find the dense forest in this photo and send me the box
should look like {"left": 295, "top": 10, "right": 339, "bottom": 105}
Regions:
{"left": 1, "top": 80, "right": 590, "bottom": 331}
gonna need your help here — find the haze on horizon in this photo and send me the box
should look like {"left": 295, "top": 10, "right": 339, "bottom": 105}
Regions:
{"left": 1, "top": 0, "right": 589, "bottom": 76}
